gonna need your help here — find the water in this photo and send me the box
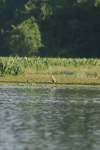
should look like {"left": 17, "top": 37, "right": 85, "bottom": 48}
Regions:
{"left": 0, "top": 86, "right": 100, "bottom": 150}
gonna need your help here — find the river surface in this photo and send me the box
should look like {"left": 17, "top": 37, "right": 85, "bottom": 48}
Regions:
{"left": 0, "top": 86, "right": 100, "bottom": 150}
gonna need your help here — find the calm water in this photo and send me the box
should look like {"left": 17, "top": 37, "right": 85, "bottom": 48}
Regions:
{"left": 0, "top": 86, "right": 100, "bottom": 150}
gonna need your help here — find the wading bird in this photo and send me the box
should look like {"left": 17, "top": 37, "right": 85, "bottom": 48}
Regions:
{"left": 49, "top": 68, "right": 56, "bottom": 83}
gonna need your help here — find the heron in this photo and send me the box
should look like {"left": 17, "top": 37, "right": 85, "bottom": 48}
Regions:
{"left": 49, "top": 68, "right": 56, "bottom": 83}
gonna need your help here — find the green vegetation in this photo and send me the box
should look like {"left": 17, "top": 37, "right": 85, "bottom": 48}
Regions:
{"left": 0, "top": 57, "right": 100, "bottom": 87}
{"left": 0, "top": 57, "right": 25, "bottom": 76}
{"left": 9, "top": 17, "right": 43, "bottom": 57}
{"left": 0, "top": 0, "right": 100, "bottom": 58}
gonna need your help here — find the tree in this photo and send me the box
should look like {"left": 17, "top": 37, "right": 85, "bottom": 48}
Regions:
{"left": 9, "top": 16, "right": 43, "bottom": 57}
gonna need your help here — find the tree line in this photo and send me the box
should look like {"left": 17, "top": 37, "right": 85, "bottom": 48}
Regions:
{"left": 0, "top": 0, "right": 100, "bottom": 58}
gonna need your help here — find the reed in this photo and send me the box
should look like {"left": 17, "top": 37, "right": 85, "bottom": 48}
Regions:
{"left": 0, "top": 57, "right": 100, "bottom": 87}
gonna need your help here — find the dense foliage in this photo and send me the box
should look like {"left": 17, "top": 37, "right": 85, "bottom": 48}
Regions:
{"left": 0, "top": 0, "right": 100, "bottom": 58}
{"left": 0, "top": 57, "right": 98, "bottom": 76}
{"left": 0, "top": 57, "right": 25, "bottom": 76}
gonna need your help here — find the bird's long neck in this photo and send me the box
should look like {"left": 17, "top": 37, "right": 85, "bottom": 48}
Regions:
{"left": 51, "top": 70, "right": 52, "bottom": 78}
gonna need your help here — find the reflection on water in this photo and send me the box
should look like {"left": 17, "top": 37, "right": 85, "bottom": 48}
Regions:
{"left": 0, "top": 86, "right": 100, "bottom": 150}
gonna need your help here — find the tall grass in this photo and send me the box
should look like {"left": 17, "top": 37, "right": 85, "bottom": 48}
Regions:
{"left": 0, "top": 57, "right": 98, "bottom": 76}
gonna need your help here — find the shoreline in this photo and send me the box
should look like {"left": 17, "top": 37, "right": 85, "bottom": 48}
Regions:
{"left": 0, "top": 75, "right": 100, "bottom": 88}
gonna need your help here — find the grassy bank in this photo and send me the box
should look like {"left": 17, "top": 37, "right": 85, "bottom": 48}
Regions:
{"left": 1, "top": 63, "right": 100, "bottom": 87}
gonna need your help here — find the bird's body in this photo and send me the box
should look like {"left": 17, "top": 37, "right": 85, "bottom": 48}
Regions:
{"left": 51, "top": 75, "right": 56, "bottom": 83}
{"left": 50, "top": 68, "right": 56, "bottom": 83}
